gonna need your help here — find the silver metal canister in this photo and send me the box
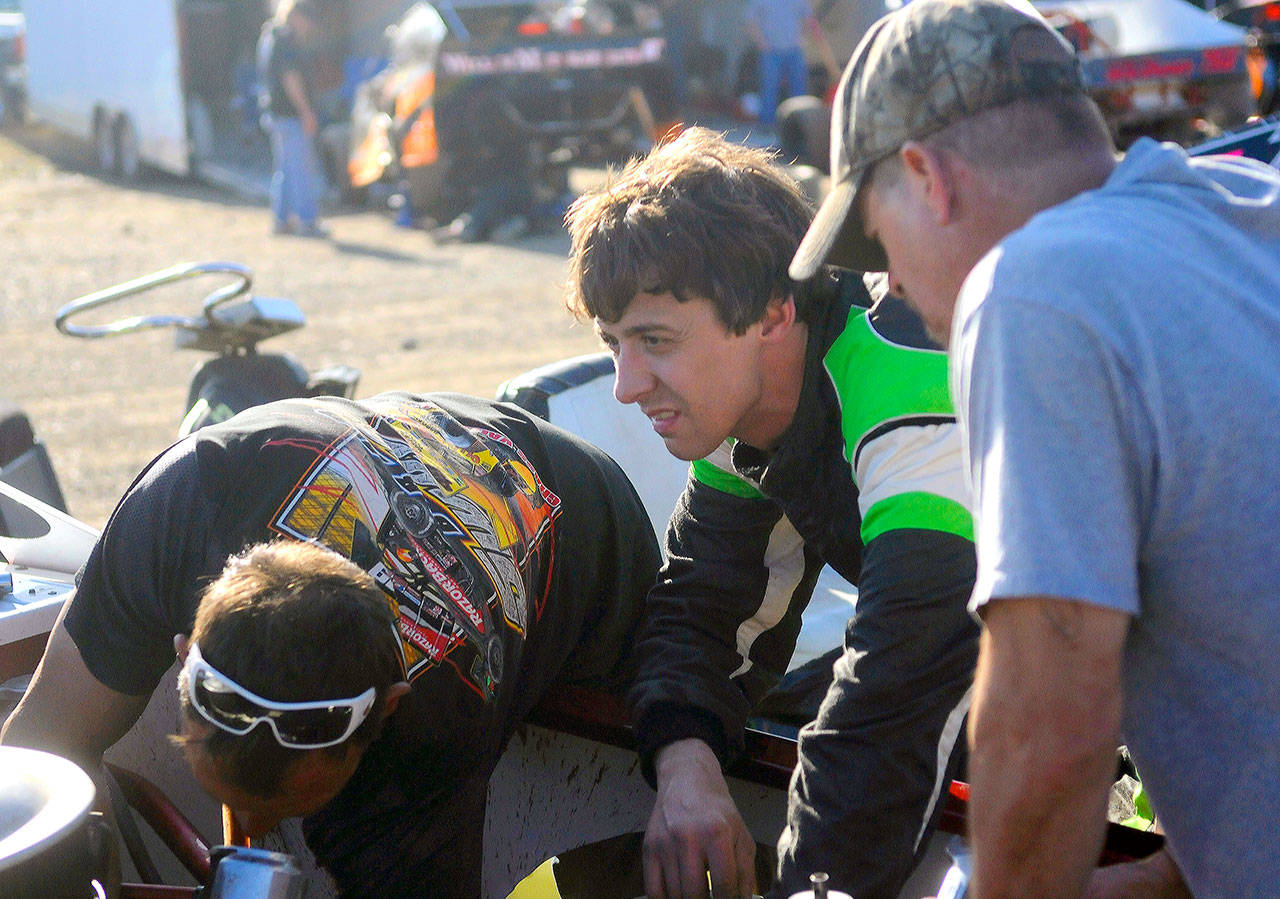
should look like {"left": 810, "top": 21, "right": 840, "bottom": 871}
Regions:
{"left": 205, "top": 846, "right": 305, "bottom": 899}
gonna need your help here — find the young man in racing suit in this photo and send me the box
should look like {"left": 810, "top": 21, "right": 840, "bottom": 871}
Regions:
{"left": 565, "top": 127, "right": 977, "bottom": 899}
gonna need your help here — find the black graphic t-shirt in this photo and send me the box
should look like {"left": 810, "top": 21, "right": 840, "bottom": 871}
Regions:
{"left": 66, "top": 392, "right": 658, "bottom": 891}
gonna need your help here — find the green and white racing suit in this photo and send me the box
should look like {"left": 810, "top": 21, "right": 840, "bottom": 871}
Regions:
{"left": 628, "top": 287, "right": 978, "bottom": 899}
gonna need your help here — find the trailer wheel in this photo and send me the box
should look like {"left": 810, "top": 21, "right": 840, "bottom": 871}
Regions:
{"left": 0, "top": 86, "right": 25, "bottom": 127}
{"left": 186, "top": 97, "right": 213, "bottom": 177}
{"left": 92, "top": 112, "right": 116, "bottom": 174}
{"left": 114, "top": 114, "right": 141, "bottom": 181}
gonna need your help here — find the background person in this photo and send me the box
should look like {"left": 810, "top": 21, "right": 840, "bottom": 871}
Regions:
{"left": 745, "top": 0, "right": 837, "bottom": 128}
{"left": 657, "top": 0, "right": 702, "bottom": 123}
{"left": 790, "top": 1, "right": 1280, "bottom": 894}
{"left": 2, "top": 391, "right": 661, "bottom": 897}
{"left": 257, "top": 0, "right": 328, "bottom": 238}
{"left": 565, "top": 127, "right": 977, "bottom": 899}
{"left": 429, "top": 83, "right": 536, "bottom": 244}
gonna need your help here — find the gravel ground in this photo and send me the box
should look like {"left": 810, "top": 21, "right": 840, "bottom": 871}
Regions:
{"left": 0, "top": 123, "right": 604, "bottom": 528}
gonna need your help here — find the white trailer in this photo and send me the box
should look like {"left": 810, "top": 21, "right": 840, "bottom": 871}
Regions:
{"left": 21, "top": 0, "right": 279, "bottom": 191}
{"left": 23, "top": 0, "right": 192, "bottom": 178}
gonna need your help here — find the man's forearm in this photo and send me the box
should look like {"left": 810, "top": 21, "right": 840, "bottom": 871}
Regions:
{"left": 3, "top": 696, "right": 121, "bottom": 783}
{"left": 282, "top": 70, "right": 316, "bottom": 130}
{"left": 0, "top": 618, "right": 150, "bottom": 775}
{"left": 968, "top": 718, "right": 1115, "bottom": 897}
{"left": 969, "top": 599, "right": 1128, "bottom": 898}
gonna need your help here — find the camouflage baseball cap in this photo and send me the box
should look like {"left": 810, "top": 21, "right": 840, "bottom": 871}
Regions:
{"left": 790, "top": 0, "right": 1083, "bottom": 279}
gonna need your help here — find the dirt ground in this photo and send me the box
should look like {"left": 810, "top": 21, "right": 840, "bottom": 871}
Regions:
{"left": 0, "top": 123, "right": 606, "bottom": 529}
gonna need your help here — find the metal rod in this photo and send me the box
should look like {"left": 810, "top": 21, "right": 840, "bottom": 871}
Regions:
{"left": 810, "top": 872, "right": 830, "bottom": 899}
{"left": 55, "top": 262, "right": 251, "bottom": 339}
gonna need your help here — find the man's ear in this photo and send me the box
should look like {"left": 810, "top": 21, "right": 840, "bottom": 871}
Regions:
{"left": 899, "top": 140, "right": 955, "bottom": 226}
{"left": 759, "top": 293, "right": 798, "bottom": 342}
{"left": 381, "top": 681, "right": 412, "bottom": 718}
{"left": 174, "top": 633, "right": 191, "bottom": 663}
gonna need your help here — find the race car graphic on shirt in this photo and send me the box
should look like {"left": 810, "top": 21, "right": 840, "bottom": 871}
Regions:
{"left": 268, "top": 400, "right": 561, "bottom": 699}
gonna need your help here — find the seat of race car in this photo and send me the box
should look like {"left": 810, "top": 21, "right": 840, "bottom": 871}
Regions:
{"left": 496, "top": 352, "right": 855, "bottom": 674}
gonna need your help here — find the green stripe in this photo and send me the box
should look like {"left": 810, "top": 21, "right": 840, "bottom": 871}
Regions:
{"left": 691, "top": 458, "right": 764, "bottom": 499}
{"left": 825, "top": 308, "right": 954, "bottom": 460}
{"left": 861, "top": 492, "right": 974, "bottom": 544}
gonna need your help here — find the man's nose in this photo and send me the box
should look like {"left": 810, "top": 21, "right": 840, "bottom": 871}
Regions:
{"left": 612, "top": 346, "right": 654, "bottom": 406}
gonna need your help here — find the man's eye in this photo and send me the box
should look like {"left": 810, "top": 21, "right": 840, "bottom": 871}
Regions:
{"left": 641, "top": 335, "right": 665, "bottom": 348}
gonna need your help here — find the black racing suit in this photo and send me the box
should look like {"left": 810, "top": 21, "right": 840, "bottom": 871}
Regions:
{"left": 628, "top": 290, "right": 979, "bottom": 898}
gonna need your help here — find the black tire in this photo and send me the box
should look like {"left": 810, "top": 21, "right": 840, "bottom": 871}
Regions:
{"left": 181, "top": 355, "right": 312, "bottom": 437}
{"left": 92, "top": 112, "right": 116, "bottom": 174}
{"left": 0, "top": 87, "right": 25, "bottom": 128}
{"left": 777, "top": 95, "right": 831, "bottom": 171}
{"left": 404, "top": 153, "right": 462, "bottom": 225}
{"left": 484, "top": 634, "right": 504, "bottom": 684}
{"left": 394, "top": 491, "right": 435, "bottom": 538}
{"left": 0, "top": 401, "right": 35, "bottom": 468}
{"left": 1202, "top": 77, "right": 1255, "bottom": 133}
{"left": 114, "top": 114, "right": 141, "bottom": 181}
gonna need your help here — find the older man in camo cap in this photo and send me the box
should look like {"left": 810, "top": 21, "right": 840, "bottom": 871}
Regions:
{"left": 793, "top": 0, "right": 1280, "bottom": 896}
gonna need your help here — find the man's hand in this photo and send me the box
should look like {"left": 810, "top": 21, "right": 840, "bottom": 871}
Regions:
{"left": 1082, "top": 850, "right": 1191, "bottom": 899}
{"left": 644, "top": 738, "right": 758, "bottom": 899}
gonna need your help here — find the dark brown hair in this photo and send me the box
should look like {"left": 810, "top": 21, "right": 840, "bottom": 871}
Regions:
{"left": 176, "top": 540, "right": 405, "bottom": 797}
{"left": 565, "top": 127, "right": 820, "bottom": 334}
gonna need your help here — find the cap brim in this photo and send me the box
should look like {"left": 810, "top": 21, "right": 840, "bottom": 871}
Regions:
{"left": 790, "top": 172, "right": 887, "bottom": 280}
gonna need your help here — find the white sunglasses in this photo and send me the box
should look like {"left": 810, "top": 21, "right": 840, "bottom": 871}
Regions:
{"left": 183, "top": 642, "right": 376, "bottom": 749}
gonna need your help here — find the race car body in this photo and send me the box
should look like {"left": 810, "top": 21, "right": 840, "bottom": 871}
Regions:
{"left": 347, "top": 0, "right": 669, "bottom": 221}
{"left": 1036, "top": 0, "right": 1254, "bottom": 143}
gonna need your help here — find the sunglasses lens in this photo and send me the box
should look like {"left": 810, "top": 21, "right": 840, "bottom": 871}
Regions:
{"left": 267, "top": 706, "right": 356, "bottom": 747}
{"left": 192, "top": 666, "right": 358, "bottom": 746}
{"left": 187, "top": 648, "right": 373, "bottom": 748}
{"left": 191, "top": 669, "right": 267, "bottom": 733}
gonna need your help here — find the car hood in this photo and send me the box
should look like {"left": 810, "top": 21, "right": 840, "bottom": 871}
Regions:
{"left": 1034, "top": 0, "right": 1247, "bottom": 55}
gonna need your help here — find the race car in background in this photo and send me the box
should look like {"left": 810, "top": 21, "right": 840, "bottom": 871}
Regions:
{"left": 1039, "top": 0, "right": 1255, "bottom": 144}
{"left": 782, "top": 0, "right": 1259, "bottom": 168}
{"left": 1213, "top": 0, "right": 1280, "bottom": 114}
{"left": 342, "top": 0, "right": 669, "bottom": 224}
